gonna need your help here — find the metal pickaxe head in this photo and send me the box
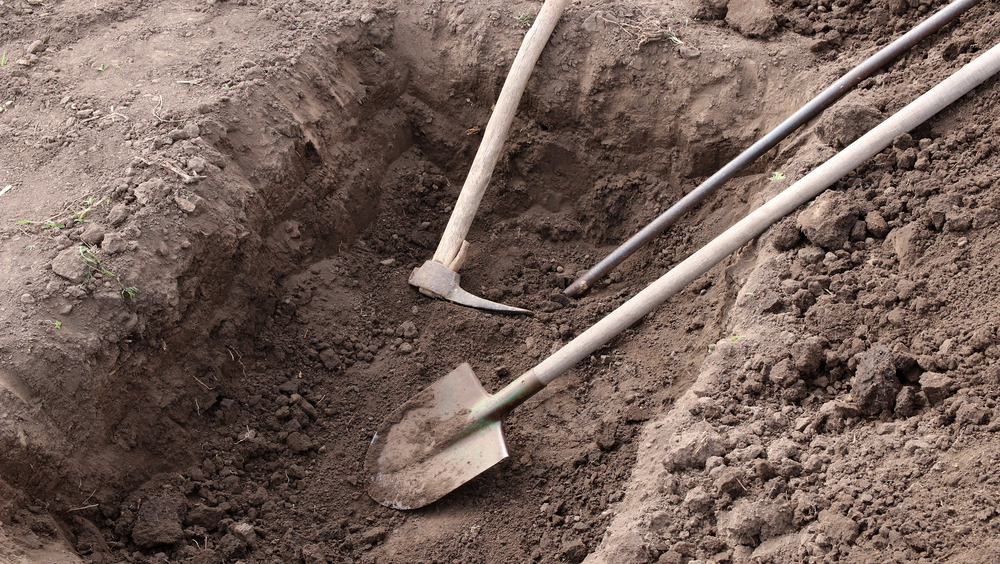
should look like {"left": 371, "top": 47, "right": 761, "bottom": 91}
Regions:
{"left": 409, "top": 259, "right": 530, "bottom": 315}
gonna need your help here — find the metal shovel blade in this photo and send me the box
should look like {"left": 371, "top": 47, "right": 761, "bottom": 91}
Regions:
{"left": 364, "top": 363, "right": 508, "bottom": 509}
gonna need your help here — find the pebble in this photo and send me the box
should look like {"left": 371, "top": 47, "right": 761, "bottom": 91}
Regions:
{"left": 398, "top": 320, "right": 418, "bottom": 339}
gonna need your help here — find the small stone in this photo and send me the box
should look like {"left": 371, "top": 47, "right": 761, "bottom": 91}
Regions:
{"left": 398, "top": 343, "right": 413, "bottom": 354}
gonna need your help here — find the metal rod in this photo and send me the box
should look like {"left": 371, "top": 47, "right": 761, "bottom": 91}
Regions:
{"left": 535, "top": 39, "right": 1000, "bottom": 388}
{"left": 564, "top": 0, "right": 981, "bottom": 297}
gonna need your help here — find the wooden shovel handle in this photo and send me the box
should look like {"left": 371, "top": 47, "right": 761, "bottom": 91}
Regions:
{"left": 523, "top": 40, "right": 1000, "bottom": 387}
{"left": 433, "top": 0, "right": 570, "bottom": 268}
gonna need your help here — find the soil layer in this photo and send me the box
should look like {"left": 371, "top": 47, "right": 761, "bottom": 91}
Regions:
{"left": 2, "top": 0, "right": 1000, "bottom": 563}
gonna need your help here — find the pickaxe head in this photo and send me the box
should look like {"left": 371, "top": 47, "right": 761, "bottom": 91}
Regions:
{"left": 408, "top": 260, "right": 530, "bottom": 315}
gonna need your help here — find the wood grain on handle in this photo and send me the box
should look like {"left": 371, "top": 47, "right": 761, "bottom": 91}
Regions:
{"left": 432, "top": 0, "right": 570, "bottom": 268}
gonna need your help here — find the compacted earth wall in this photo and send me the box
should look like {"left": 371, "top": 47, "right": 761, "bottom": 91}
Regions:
{"left": 1, "top": 0, "right": 999, "bottom": 562}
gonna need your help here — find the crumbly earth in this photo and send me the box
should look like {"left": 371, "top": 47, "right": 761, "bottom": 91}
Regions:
{"left": 1, "top": 0, "right": 999, "bottom": 562}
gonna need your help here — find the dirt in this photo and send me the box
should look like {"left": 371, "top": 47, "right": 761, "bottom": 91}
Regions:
{"left": 1, "top": 0, "right": 1000, "bottom": 562}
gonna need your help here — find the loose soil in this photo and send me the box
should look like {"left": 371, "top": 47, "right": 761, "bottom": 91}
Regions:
{"left": 1, "top": 0, "right": 999, "bottom": 563}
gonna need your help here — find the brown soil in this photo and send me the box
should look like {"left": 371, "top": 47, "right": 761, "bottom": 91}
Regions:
{"left": 1, "top": 0, "right": 999, "bottom": 563}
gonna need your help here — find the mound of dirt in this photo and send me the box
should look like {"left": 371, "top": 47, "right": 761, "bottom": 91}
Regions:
{"left": 1, "top": 0, "right": 999, "bottom": 563}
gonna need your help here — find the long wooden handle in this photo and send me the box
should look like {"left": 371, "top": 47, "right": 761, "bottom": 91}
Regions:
{"left": 433, "top": 0, "right": 570, "bottom": 268}
{"left": 514, "top": 40, "right": 1000, "bottom": 389}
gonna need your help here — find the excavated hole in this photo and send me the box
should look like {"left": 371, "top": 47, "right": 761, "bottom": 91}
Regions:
{"left": 168, "top": 37, "right": 761, "bottom": 561}
{"left": 7, "top": 20, "right": 790, "bottom": 562}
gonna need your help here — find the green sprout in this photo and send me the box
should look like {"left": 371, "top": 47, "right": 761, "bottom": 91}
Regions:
{"left": 77, "top": 246, "right": 138, "bottom": 300}
{"left": 0, "top": 51, "right": 7, "bottom": 67}
{"left": 770, "top": 171, "right": 786, "bottom": 181}
{"left": 53, "top": 321, "right": 62, "bottom": 330}
{"left": 514, "top": 13, "right": 534, "bottom": 28}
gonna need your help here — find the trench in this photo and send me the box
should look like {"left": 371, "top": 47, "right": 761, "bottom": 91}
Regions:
{"left": 169, "top": 26, "right": 786, "bottom": 561}
{"left": 3, "top": 9, "right": 803, "bottom": 562}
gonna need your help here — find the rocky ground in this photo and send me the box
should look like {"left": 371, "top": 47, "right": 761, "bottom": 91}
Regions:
{"left": 1, "top": 0, "right": 999, "bottom": 562}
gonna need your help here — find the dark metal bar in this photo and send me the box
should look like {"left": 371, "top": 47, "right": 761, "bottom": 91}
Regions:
{"left": 564, "top": 0, "right": 981, "bottom": 297}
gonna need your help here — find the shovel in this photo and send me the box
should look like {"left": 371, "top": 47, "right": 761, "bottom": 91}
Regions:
{"left": 366, "top": 40, "right": 1000, "bottom": 510}
{"left": 409, "top": 0, "right": 570, "bottom": 314}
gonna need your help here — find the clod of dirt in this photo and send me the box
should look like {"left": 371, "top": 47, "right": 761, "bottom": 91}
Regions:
{"left": 662, "top": 422, "right": 728, "bottom": 471}
{"left": 919, "top": 371, "right": 954, "bottom": 405}
{"left": 131, "top": 494, "right": 186, "bottom": 548}
{"left": 815, "top": 102, "right": 884, "bottom": 149}
{"left": 716, "top": 498, "right": 794, "bottom": 547}
{"left": 796, "top": 190, "right": 860, "bottom": 251}
{"left": 850, "top": 346, "right": 901, "bottom": 415}
{"left": 725, "top": 0, "right": 777, "bottom": 38}
{"left": 50, "top": 247, "right": 89, "bottom": 283}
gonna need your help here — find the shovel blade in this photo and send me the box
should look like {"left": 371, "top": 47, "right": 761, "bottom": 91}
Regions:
{"left": 364, "top": 363, "right": 508, "bottom": 509}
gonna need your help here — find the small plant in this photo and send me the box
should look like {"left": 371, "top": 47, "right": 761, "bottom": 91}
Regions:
{"left": 0, "top": 51, "right": 7, "bottom": 67}
{"left": 770, "top": 171, "right": 786, "bottom": 180}
{"left": 77, "top": 246, "right": 138, "bottom": 300}
{"left": 94, "top": 63, "right": 109, "bottom": 71}
{"left": 53, "top": 320, "right": 62, "bottom": 330}
{"left": 79, "top": 245, "right": 115, "bottom": 277}
{"left": 514, "top": 12, "right": 534, "bottom": 28}
{"left": 70, "top": 197, "right": 99, "bottom": 224}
